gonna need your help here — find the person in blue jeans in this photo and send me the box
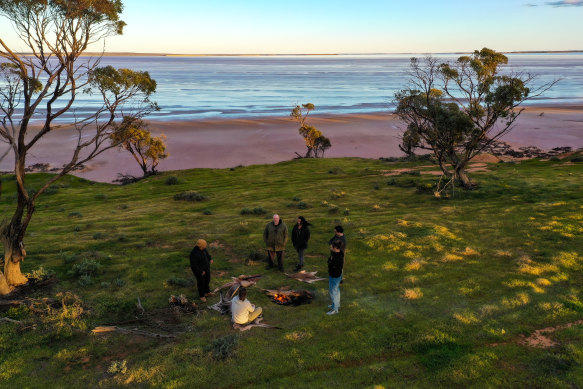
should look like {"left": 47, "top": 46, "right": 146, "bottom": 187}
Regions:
{"left": 327, "top": 240, "right": 344, "bottom": 315}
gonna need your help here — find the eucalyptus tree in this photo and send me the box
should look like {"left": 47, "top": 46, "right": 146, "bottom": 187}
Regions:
{"left": 290, "top": 103, "right": 331, "bottom": 158}
{"left": 394, "top": 48, "right": 554, "bottom": 189}
{"left": 0, "top": 0, "right": 158, "bottom": 294}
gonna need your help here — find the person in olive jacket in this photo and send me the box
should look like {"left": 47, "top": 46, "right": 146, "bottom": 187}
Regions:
{"left": 189, "top": 239, "right": 213, "bottom": 302}
{"left": 292, "top": 216, "right": 311, "bottom": 271}
{"left": 263, "top": 214, "right": 288, "bottom": 271}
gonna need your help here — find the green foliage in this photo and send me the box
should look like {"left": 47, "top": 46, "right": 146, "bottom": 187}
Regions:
{"left": 107, "top": 360, "right": 128, "bottom": 375}
{"left": 202, "top": 208, "right": 213, "bottom": 215}
{"left": 27, "top": 266, "right": 55, "bottom": 281}
{"left": 395, "top": 48, "right": 547, "bottom": 189}
{"left": 206, "top": 335, "right": 238, "bottom": 360}
{"left": 165, "top": 176, "right": 180, "bottom": 185}
{"left": 290, "top": 103, "right": 332, "bottom": 157}
{"left": 240, "top": 207, "right": 266, "bottom": 215}
{"left": 69, "top": 259, "right": 102, "bottom": 278}
{"left": 174, "top": 191, "right": 207, "bottom": 201}
{"left": 165, "top": 277, "right": 194, "bottom": 287}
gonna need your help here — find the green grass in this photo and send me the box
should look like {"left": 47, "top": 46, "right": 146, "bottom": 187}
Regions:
{"left": 1, "top": 157, "right": 583, "bottom": 388}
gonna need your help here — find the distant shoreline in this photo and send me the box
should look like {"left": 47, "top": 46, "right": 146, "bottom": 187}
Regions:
{"left": 13, "top": 50, "right": 583, "bottom": 57}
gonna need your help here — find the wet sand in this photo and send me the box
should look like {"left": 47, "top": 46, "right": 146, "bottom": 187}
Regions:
{"left": 4, "top": 105, "right": 582, "bottom": 182}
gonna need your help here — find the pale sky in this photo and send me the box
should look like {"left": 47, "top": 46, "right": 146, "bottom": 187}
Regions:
{"left": 1, "top": 0, "right": 582, "bottom": 54}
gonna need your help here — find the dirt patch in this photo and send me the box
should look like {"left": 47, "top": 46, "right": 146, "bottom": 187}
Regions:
{"left": 381, "top": 168, "right": 419, "bottom": 176}
{"left": 213, "top": 270, "right": 228, "bottom": 278}
{"left": 472, "top": 153, "right": 501, "bottom": 163}
{"left": 228, "top": 258, "right": 242, "bottom": 263}
{"left": 209, "top": 240, "right": 224, "bottom": 248}
{"left": 519, "top": 320, "right": 583, "bottom": 348}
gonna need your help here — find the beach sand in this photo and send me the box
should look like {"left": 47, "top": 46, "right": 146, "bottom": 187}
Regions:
{"left": 4, "top": 105, "right": 582, "bottom": 183}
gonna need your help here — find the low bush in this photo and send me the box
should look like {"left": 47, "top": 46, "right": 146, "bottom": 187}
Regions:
{"left": 165, "top": 176, "right": 180, "bottom": 185}
{"left": 206, "top": 334, "right": 239, "bottom": 360}
{"left": 174, "top": 191, "right": 207, "bottom": 201}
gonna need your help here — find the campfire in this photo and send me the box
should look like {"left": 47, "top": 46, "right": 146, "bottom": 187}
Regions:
{"left": 263, "top": 288, "right": 314, "bottom": 306}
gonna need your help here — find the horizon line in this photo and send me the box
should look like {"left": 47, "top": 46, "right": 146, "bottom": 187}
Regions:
{"left": 14, "top": 50, "right": 583, "bottom": 57}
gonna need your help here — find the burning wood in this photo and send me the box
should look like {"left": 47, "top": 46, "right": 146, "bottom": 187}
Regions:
{"left": 212, "top": 274, "right": 263, "bottom": 294}
{"left": 263, "top": 288, "right": 314, "bottom": 306}
{"left": 285, "top": 270, "right": 326, "bottom": 284}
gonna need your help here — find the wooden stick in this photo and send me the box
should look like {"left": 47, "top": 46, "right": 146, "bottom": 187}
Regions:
{"left": 0, "top": 317, "right": 22, "bottom": 324}
{"left": 91, "top": 325, "right": 175, "bottom": 339}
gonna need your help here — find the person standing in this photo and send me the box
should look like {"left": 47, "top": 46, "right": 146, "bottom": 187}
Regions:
{"left": 189, "top": 239, "right": 213, "bottom": 302}
{"left": 231, "top": 287, "right": 263, "bottom": 325}
{"left": 327, "top": 240, "right": 344, "bottom": 315}
{"left": 263, "top": 214, "right": 288, "bottom": 271}
{"left": 328, "top": 225, "right": 346, "bottom": 254}
{"left": 292, "top": 216, "right": 311, "bottom": 271}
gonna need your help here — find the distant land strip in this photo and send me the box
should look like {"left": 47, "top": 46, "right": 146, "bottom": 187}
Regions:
{"left": 13, "top": 50, "right": 583, "bottom": 57}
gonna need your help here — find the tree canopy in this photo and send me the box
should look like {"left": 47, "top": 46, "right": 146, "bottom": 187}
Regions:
{"left": 0, "top": 0, "right": 157, "bottom": 294}
{"left": 394, "top": 48, "right": 554, "bottom": 191}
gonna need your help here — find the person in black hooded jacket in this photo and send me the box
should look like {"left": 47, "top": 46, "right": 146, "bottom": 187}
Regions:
{"left": 292, "top": 216, "right": 311, "bottom": 271}
{"left": 189, "top": 239, "right": 213, "bottom": 302}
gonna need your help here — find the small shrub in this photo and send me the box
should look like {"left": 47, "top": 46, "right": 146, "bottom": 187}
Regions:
{"left": 114, "top": 278, "right": 126, "bottom": 287}
{"left": 94, "top": 193, "right": 107, "bottom": 200}
{"left": 549, "top": 156, "right": 561, "bottom": 162}
{"left": 44, "top": 185, "right": 60, "bottom": 195}
{"left": 73, "top": 226, "right": 81, "bottom": 232}
{"left": 400, "top": 170, "right": 421, "bottom": 176}
{"left": 328, "top": 205, "right": 339, "bottom": 214}
{"left": 343, "top": 208, "right": 350, "bottom": 216}
{"left": 119, "top": 204, "right": 129, "bottom": 210}
{"left": 108, "top": 360, "right": 128, "bottom": 375}
{"left": 69, "top": 259, "right": 101, "bottom": 277}
{"left": 57, "top": 207, "right": 65, "bottom": 212}
{"left": 372, "top": 204, "right": 381, "bottom": 211}
{"left": 118, "top": 234, "right": 128, "bottom": 242}
{"left": 297, "top": 201, "right": 309, "bottom": 209}
{"left": 387, "top": 178, "right": 397, "bottom": 186}
{"left": 328, "top": 167, "right": 344, "bottom": 175}
{"left": 241, "top": 207, "right": 266, "bottom": 215}
{"left": 571, "top": 156, "right": 583, "bottom": 163}
{"left": 174, "top": 191, "right": 206, "bottom": 201}
{"left": 61, "top": 253, "right": 78, "bottom": 265}
{"left": 68, "top": 211, "right": 82, "bottom": 218}
{"left": 373, "top": 183, "right": 380, "bottom": 190}
{"left": 330, "top": 190, "right": 346, "bottom": 199}
{"left": 101, "top": 282, "right": 111, "bottom": 289}
{"left": 292, "top": 196, "right": 301, "bottom": 201}
{"left": 78, "top": 274, "right": 92, "bottom": 287}
{"left": 166, "top": 277, "right": 194, "bottom": 287}
{"left": 27, "top": 266, "right": 55, "bottom": 281}
{"left": 207, "top": 334, "right": 239, "bottom": 360}
{"left": 93, "top": 232, "right": 105, "bottom": 240}
{"left": 202, "top": 208, "right": 213, "bottom": 215}
{"left": 165, "top": 176, "right": 180, "bottom": 185}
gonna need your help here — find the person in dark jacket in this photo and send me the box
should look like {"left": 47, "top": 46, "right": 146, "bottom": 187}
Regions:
{"left": 327, "top": 240, "right": 344, "bottom": 315}
{"left": 189, "top": 239, "right": 213, "bottom": 302}
{"left": 328, "top": 225, "right": 346, "bottom": 254}
{"left": 292, "top": 216, "right": 311, "bottom": 271}
{"left": 263, "top": 214, "right": 288, "bottom": 271}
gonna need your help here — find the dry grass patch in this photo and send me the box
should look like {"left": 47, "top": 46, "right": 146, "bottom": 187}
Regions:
{"left": 442, "top": 253, "right": 464, "bottom": 262}
{"left": 402, "top": 288, "right": 423, "bottom": 300}
{"left": 453, "top": 311, "right": 480, "bottom": 325}
{"left": 404, "top": 259, "right": 423, "bottom": 271}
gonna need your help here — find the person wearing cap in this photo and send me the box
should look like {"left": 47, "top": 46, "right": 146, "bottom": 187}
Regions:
{"left": 263, "top": 214, "right": 288, "bottom": 271}
{"left": 189, "top": 239, "right": 213, "bottom": 302}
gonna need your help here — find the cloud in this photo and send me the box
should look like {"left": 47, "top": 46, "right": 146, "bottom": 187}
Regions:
{"left": 546, "top": 0, "right": 583, "bottom": 5}
{"left": 526, "top": 0, "right": 583, "bottom": 5}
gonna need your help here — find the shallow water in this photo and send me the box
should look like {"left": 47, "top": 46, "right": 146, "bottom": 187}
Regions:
{"left": 14, "top": 53, "right": 583, "bottom": 121}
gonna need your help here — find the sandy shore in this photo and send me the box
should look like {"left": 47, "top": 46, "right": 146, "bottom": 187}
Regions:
{"left": 3, "top": 105, "right": 582, "bottom": 182}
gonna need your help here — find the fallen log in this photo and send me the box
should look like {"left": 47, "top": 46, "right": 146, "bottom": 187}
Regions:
{"left": 0, "top": 317, "right": 22, "bottom": 324}
{"left": 91, "top": 326, "right": 175, "bottom": 339}
{"left": 285, "top": 270, "right": 326, "bottom": 284}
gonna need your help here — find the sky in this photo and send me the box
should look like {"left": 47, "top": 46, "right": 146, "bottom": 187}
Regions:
{"left": 1, "top": 0, "right": 582, "bottom": 54}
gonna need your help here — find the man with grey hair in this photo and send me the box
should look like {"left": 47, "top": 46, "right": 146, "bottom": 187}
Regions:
{"left": 263, "top": 214, "right": 288, "bottom": 271}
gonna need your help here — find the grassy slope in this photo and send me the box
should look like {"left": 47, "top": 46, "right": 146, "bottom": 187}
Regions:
{"left": 1, "top": 157, "right": 582, "bottom": 388}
